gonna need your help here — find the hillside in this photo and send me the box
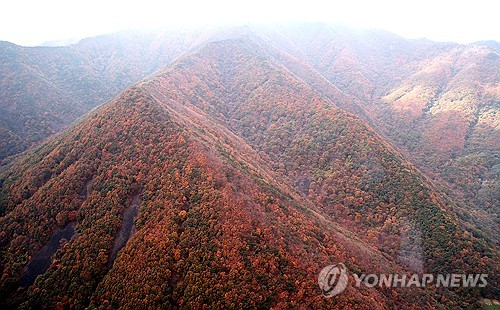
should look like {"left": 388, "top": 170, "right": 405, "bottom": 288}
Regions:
{"left": 0, "top": 36, "right": 497, "bottom": 308}
{"left": 260, "top": 24, "right": 499, "bottom": 240}
{"left": 0, "top": 29, "right": 206, "bottom": 162}
{"left": 0, "top": 69, "right": 426, "bottom": 309}
{"left": 2, "top": 26, "right": 497, "bottom": 238}
{"left": 144, "top": 36, "right": 498, "bottom": 283}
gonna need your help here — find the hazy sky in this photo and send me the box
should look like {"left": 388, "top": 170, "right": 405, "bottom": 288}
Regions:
{"left": 1, "top": 0, "right": 498, "bottom": 46}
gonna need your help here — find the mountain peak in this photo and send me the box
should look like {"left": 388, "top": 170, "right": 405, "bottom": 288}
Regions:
{"left": 0, "top": 24, "right": 498, "bottom": 308}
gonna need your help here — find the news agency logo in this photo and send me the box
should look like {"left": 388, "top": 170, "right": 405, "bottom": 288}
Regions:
{"left": 318, "top": 262, "right": 488, "bottom": 297}
{"left": 318, "top": 263, "right": 348, "bottom": 297}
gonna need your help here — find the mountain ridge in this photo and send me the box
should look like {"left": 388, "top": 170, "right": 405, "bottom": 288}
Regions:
{"left": 0, "top": 24, "right": 498, "bottom": 308}
{"left": 0, "top": 81, "right": 434, "bottom": 309}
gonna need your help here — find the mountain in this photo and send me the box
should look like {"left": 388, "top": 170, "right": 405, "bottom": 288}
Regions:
{"left": 256, "top": 23, "right": 499, "bottom": 241}
{"left": 0, "top": 33, "right": 497, "bottom": 308}
{"left": 473, "top": 40, "right": 500, "bottom": 52}
{"left": 39, "top": 38, "right": 80, "bottom": 47}
{"left": 0, "top": 29, "right": 209, "bottom": 162}
{"left": 2, "top": 25, "right": 497, "bottom": 234}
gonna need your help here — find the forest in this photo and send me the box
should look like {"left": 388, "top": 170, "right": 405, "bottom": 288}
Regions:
{"left": 0, "top": 24, "right": 498, "bottom": 308}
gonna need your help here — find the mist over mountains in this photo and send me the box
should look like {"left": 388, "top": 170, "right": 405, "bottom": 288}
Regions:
{"left": 0, "top": 23, "right": 498, "bottom": 308}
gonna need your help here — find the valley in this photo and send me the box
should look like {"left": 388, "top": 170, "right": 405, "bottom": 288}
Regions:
{"left": 0, "top": 23, "right": 498, "bottom": 308}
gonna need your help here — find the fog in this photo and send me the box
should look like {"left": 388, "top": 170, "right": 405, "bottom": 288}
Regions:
{"left": 1, "top": 0, "right": 499, "bottom": 46}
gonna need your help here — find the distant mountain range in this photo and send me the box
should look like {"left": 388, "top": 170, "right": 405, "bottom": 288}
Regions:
{"left": 474, "top": 40, "right": 500, "bottom": 52}
{"left": 0, "top": 24, "right": 498, "bottom": 308}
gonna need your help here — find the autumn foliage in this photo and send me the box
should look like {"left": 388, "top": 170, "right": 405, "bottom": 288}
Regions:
{"left": 0, "top": 27, "right": 498, "bottom": 308}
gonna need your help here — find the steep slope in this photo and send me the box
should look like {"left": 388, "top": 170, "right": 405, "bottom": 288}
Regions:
{"left": 0, "top": 32, "right": 497, "bottom": 308}
{"left": 1, "top": 36, "right": 496, "bottom": 308}
{"left": 378, "top": 45, "right": 499, "bottom": 231}
{"left": 1, "top": 80, "right": 436, "bottom": 309}
{"left": 260, "top": 23, "right": 500, "bottom": 241}
{"left": 142, "top": 37, "right": 497, "bottom": 302}
{"left": 2, "top": 25, "right": 497, "bottom": 242}
{"left": 0, "top": 29, "right": 204, "bottom": 162}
